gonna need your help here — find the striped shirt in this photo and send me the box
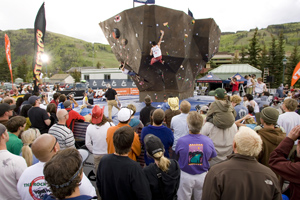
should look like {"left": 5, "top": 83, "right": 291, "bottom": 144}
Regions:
{"left": 48, "top": 123, "right": 75, "bottom": 149}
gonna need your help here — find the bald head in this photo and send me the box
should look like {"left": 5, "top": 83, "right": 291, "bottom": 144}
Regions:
{"left": 57, "top": 109, "right": 68, "bottom": 121}
{"left": 31, "top": 134, "right": 60, "bottom": 162}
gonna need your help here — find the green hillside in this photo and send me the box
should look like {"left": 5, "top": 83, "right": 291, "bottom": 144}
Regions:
{"left": 220, "top": 22, "right": 300, "bottom": 53}
{"left": 0, "top": 21, "right": 299, "bottom": 81}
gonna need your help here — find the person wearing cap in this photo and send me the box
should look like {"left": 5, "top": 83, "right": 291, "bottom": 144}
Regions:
{"left": 140, "top": 95, "right": 156, "bottom": 126}
{"left": 143, "top": 134, "right": 181, "bottom": 200}
{"left": 164, "top": 97, "right": 181, "bottom": 128}
{"left": 202, "top": 127, "right": 281, "bottom": 200}
{"left": 106, "top": 107, "right": 141, "bottom": 161}
{"left": 251, "top": 107, "right": 285, "bottom": 169}
{"left": 17, "top": 134, "right": 96, "bottom": 200}
{"left": 64, "top": 100, "right": 85, "bottom": 132}
{"left": 175, "top": 111, "right": 217, "bottom": 200}
{"left": 28, "top": 95, "right": 51, "bottom": 134}
{"left": 269, "top": 125, "right": 300, "bottom": 200}
{"left": 104, "top": 83, "right": 120, "bottom": 120}
{"left": 170, "top": 100, "right": 191, "bottom": 158}
{"left": 43, "top": 148, "right": 95, "bottom": 200}
{"left": 48, "top": 109, "right": 75, "bottom": 150}
{"left": 85, "top": 105, "right": 114, "bottom": 172}
{"left": 199, "top": 105, "right": 208, "bottom": 124}
{"left": 207, "top": 88, "right": 236, "bottom": 129}
{"left": 97, "top": 126, "right": 151, "bottom": 200}
{"left": 141, "top": 109, "right": 174, "bottom": 165}
{"left": 6, "top": 116, "right": 26, "bottom": 155}
{"left": 0, "top": 102, "right": 16, "bottom": 127}
{"left": 0, "top": 123, "right": 27, "bottom": 200}
{"left": 231, "top": 95, "right": 248, "bottom": 121}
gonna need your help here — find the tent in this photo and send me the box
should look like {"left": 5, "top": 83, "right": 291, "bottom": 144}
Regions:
{"left": 222, "top": 73, "right": 247, "bottom": 84}
{"left": 196, "top": 72, "right": 223, "bottom": 83}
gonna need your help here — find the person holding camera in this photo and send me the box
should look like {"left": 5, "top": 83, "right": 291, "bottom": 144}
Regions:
{"left": 57, "top": 94, "right": 78, "bottom": 110}
{"left": 230, "top": 77, "right": 239, "bottom": 95}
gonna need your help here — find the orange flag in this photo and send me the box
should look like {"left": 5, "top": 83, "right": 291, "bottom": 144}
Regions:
{"left": 4, "top": 34, "right": 14, "bottom": 83}
{"left": 291, "top": 61, "right": 300, "bottom": 86}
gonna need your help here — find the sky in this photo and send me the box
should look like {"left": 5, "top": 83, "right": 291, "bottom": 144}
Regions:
{"left": 1, "top": 0, "right": 300, "bottom": 44}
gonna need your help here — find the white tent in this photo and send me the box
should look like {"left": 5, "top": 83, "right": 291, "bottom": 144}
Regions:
{"left": 209, "top": 64, "right": 262, "bottom": 80}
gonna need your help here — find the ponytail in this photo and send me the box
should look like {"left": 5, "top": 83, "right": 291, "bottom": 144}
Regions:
{"left": 153, "top": 151, "right": 170, "bottom": 172}
{"left": 22, "top": 144, "right": 33, "bottom": 166}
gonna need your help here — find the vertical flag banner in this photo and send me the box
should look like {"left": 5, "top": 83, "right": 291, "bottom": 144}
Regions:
{"left": 134, "top": 0, "right": 155, "bottom": 4}
{"left": 4, "top": 34, "right": 14, "bottom": 83}
{"left": 188, "top": 9, "right": 194, "bottom": 18}
{"left": 32, "top": 2, "right": 46, "bottom": 92}
{"left": 291, "top": 61, "right": 300, "bottom": 86}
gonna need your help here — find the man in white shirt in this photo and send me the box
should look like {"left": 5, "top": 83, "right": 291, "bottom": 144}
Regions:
{"left": 254, "top": 77, "right": 267, "bottom": 96}
{"left": 150, "top": 30, "right": 164, "bottom": 65}
{"left": 277, "top": 98, "right": 300, "bottom": 142}
{"left": 0, "top": 124, "right": 27, "bottom": 200}
{"left": 17, "top": 134, "right": 96, "bottom": 200}
{"left": 170, "top": 100, "right": 191, "bottom": 158}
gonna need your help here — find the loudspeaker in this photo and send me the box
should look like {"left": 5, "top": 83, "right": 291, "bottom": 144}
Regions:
{"left": 266, "top": 76, "right": 274, "bottom": 83}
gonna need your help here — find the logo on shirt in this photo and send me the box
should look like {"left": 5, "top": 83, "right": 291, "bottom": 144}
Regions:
{"left": 188, "top": 144, "right": 203, "bottom": 165}
{"left": 23, "top": 176, "right": 50, "bottom": 200}
{"left": 264, "top": 179, "right": 273, "bottom": 185}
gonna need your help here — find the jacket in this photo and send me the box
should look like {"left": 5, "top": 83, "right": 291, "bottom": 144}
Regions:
{"left": 206, "top": 99, "right": 236, "bottom": 129}
{"left": 256, "top": 127, "right": 286, "bottom": 167}
{"left": 202, "top": 154, "right": 282, "bottom": 200}
{"left": 143, "top": 159, "right": 181, "bottom": 200}
{"left": 269, "top": 137, "right": 300, "bottom": 200}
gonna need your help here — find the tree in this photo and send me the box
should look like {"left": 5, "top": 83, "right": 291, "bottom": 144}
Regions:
{"left": 71, "top": 69, "right": 81, "bottom": 82}
{"left": 96, "top": 61, "right": 101, "bottom": 69}
{"left": 259, "top": 44, "right": 268, "bottom": 71}
{"left": 276, "top": 32, "right": 285, "bottom": 85}
{"left": 247, "top": 28, "right": 261, "bottom": 68}
{"left": 17, "top": 57, "right": 28, "bottom": 82}
{"left": 0, "top": 57, "right": 12, "bottom": 82}
{"left": 268, "top": 35, "right": 277, "bottom": 88}
{"left": 232, "top": 50, "right": 240, "bottom": 64}
{"left": 240, "top": 46, "right": 248, "bottom": 63}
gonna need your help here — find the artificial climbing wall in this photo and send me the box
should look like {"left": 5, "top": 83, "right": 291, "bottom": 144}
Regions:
{"left": 100, "top": 5, "right": 221, "bottom": 102}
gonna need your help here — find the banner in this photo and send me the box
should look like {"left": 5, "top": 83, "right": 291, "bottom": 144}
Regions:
{"left": 4, "top": 34, "right": 14, "bottom": 83}
{"left": 291, "top": 61, "right": 300, "bottom": 86}
{"left": 134, "top": 0, "right": 155, "bottom": 4}
{"left": 32, "top": 3, "right": 46, "bottom": 92}
{"left": 188, "top": 9, "right": 194, "bottom": 18}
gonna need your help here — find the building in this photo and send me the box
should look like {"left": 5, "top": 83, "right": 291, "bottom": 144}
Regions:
{"left": 49, "top": 74, "right": 75, "bottom": 84}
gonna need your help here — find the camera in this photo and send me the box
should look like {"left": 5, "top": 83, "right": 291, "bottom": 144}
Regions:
{"left": 67, "top": 92, "right": 76, "bottom": 99}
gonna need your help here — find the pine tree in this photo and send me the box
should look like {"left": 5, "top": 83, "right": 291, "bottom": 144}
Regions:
{"left": 259, "top": 44, "right": 268, "bottom": 71}
{"left": 276, "top": 32, "right": 286, "bottom": 85}
{"left": 71, "top": 69, "right": 81, "bottom": 82}
{"left": 240, "top": 46, "right": 248, "bottom": 63}
{"left": 17, "top": 57, "right": 28, "bottom": 82}
{"left": 0, "top": 57, "right": 12, "bottom": 82}
{"left": 268, "top": 35, "right": 277, "bottom": 88}
{"left": 248, "top": 28, "right": 261, "bottom": 68}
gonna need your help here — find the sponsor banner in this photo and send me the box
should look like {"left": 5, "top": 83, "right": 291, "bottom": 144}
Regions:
{"left": 115, "top": 88, "right": 130, "bottom": 95}
{"left": 291, "top": 61, "right": 300, "bottom": 86}
{"left": 130, "top": 88, "right": 140, "bottom": 95}
{"left": 134, "top": 0, "right": 155, "bottom": 4}
{"left": 4, "top": 34, "right": 14, "bottom": 83}
{"left": 89, "top": 79, "right": 136, "bottom": 88}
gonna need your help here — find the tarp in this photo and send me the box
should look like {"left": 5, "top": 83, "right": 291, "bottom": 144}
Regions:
{"left": 222, "top": 73, "right": 247, "bottom": 84}
{"left": 196, "top": 73, "right": 223, "bottom": 83}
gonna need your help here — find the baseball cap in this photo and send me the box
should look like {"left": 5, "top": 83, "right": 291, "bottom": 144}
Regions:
{"left": 28, "top": 96, "right": 41, "bottom": 105}
{"left": 91, "top": 105, "right": 105, "bottom": 124}
{"left": 200, "top": 105, "right": 209, "bottom": 112}
{"left": 144, "top": 134, "right": 164, "bottom": 158}
{"left": 0, "top": 103, "right": 16, "bottom": 116}
{"left": 118, "top": 108, "right": 133, "bottom": 122}
{"left": 0, "top": 123, "right": 7, "bottom": 137}
{"left": 63, "top": 100, "right": 71, "bottom": 108}
{"left": 208, "top": 88, "right": 227, "bottom": 99}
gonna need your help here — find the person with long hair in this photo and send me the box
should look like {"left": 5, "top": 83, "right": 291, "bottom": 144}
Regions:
{"left": 46, "top": 103, "right": 58, "bottom": 127}
{"left": 143, "top": 134, "right": 180, "bottom": 200}
{"left": 20, "top": 128, "right": 41, "bottom": 166}
{"left": 85, "top": 105, "right": 114, "bottom": 171}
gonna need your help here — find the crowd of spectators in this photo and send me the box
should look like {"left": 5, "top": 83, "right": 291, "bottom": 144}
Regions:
{"left": 0, "top": 79, "right": 300, "bottom": 200}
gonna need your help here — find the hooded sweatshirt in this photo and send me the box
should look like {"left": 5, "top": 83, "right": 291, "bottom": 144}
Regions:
{"left": 143, "top": 159, "right": 181, "bottom": 200}
{"left": 206, "top": 99, "right": 236, "bottom": 129}
{"left": 256, "top": 127, "right": 286, "bottom": 167}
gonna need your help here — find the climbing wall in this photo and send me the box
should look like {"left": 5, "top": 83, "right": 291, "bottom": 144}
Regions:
{"left": 99, "top": 5, "right": 221, "bottom": 102}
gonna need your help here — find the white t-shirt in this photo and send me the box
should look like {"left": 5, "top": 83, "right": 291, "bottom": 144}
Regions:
{"left": 247, "top": 78, "right": 254, "bottom": 88}
{"left": 0, "top": 150, "right": 27, "bottom": 200}
{"left": 255, "top": 82, "right": 266, "bottom": 94}
{"left": 170, "top": 113, "right": 189, "bottom": 151}
{"left": 85, "top": 122, "right": 114, "bottom": 154}
{"left": 151, "top": 45, "right": 162, "bottom": 58}
{"left": 17, "top": 161, "right": 96, "bottom": 200}
{"left": 277, "top": 112, "right": 300, "bottom": 144}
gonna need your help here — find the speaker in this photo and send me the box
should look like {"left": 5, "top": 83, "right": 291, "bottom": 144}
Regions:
{"left": 266, "top": 76, "right": 274, "bottom": 83}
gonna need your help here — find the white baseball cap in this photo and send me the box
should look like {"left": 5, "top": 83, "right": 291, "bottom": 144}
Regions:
{"left": 118, "top": 108, "right": 133, "bottom": 122}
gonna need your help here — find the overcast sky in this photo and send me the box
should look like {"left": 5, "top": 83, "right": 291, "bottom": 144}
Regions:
{"left": 1, "top": 0, "right": 300, "bottom": 44}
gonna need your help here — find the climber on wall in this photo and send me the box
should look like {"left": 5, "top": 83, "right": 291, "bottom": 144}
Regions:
{"left": 150, "top": 30, "right": 165, "bottom": 65}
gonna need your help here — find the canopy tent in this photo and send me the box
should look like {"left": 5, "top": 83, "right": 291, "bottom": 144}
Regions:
{"left": 196, "top": 72, "right": 223, "bottom": 83}
{"left": 222, "top": 73, "right": 248, "bottom": 84}
{"left": 209, "top": 64, "right": 262, "bottom": 80}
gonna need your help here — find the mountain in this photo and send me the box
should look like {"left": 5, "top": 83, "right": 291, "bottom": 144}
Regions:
{"left": 0, "top": 22, "right": 299, "bottom": 77}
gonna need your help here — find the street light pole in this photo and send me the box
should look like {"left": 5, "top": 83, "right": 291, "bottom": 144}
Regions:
{"left": 282, "top": 57, "right": 287, "bottom": 84}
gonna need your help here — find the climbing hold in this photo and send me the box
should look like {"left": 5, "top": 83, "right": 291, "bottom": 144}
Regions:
{"left": 112, "top": 28, "right": 120, "bottom": 39}
{"left": 114, "top": 15, "right": 121, "bottom": 22}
